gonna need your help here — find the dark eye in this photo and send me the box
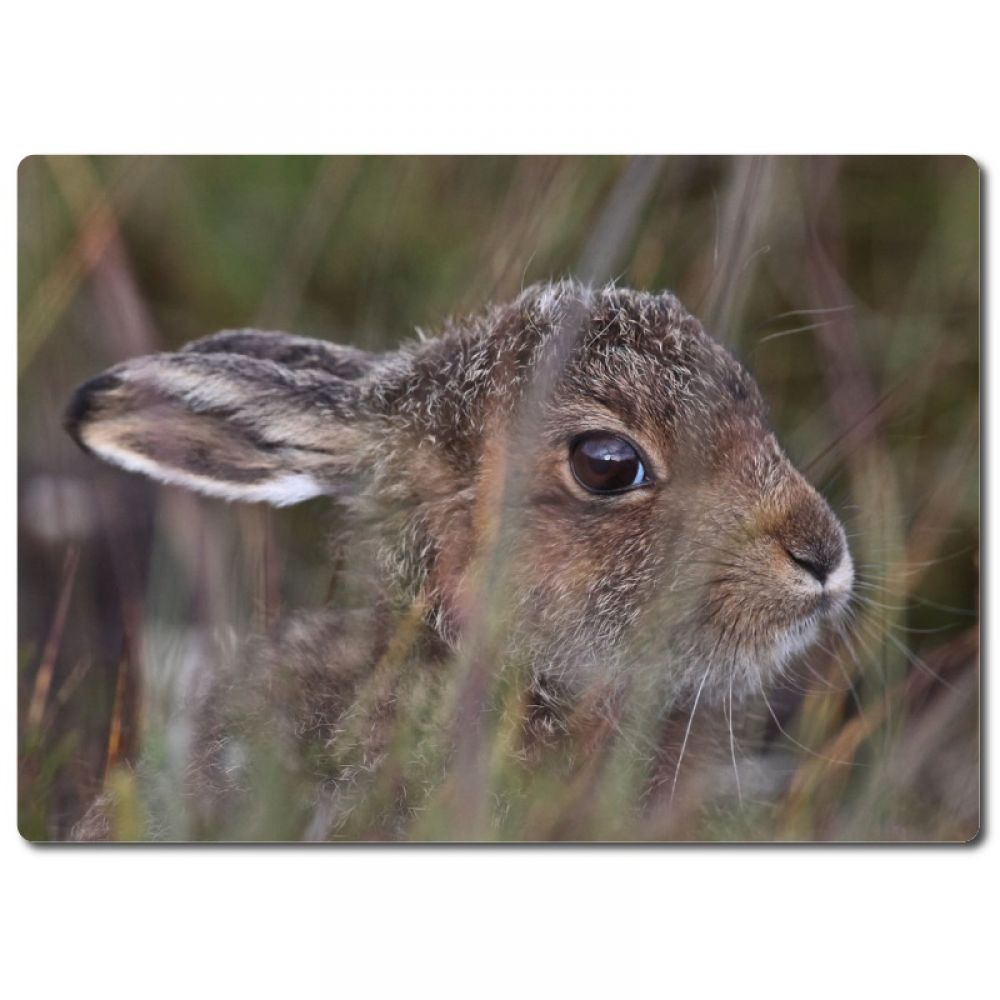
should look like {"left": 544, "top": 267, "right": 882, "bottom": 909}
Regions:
{"left": 569, "top": 433, "right": 650, "bottom": 494}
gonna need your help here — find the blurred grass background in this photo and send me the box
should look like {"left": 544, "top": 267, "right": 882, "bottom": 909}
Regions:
{"left": 17, "top": 155, "right": 979, "bottom": 841}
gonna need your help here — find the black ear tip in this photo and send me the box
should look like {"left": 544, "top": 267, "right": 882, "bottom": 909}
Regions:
{"left": 64, "top": 372, "right": 121, "bottom": 452}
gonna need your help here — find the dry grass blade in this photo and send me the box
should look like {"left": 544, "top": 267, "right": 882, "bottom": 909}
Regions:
{"left": 26, "top": 545, "right": 81, "bottom": 734}
{"left": 19, "top": 157, "right": 159, "bottom": 374}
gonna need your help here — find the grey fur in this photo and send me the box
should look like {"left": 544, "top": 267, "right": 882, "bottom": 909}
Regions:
{"left": 66, "top": 281, "right": 854, "bottom": 839}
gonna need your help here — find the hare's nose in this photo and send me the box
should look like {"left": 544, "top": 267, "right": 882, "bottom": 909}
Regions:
{"left": 785, "top": 547, "right": 834, "bottom": 585}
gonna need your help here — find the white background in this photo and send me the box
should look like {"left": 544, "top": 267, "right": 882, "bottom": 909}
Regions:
{"left": 2, "top": 3, "right": 993, "bottom": 997}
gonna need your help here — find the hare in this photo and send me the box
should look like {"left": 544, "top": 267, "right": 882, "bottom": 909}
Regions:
{"left": 65, "top": 281, "right": 854, "bottom": 839}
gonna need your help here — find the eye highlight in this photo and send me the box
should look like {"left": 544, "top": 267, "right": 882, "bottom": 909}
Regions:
{"left": 569, "top": 432, "right": 651, "bottom": 494}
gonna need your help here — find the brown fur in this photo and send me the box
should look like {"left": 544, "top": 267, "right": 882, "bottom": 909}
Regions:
{"left": 65, "top": 281, "right": 854, "bottom": 839}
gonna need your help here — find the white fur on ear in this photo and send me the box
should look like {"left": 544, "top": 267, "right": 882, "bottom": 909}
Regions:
{"left": 89, "top": 439, "right": 324, "bottom": 507}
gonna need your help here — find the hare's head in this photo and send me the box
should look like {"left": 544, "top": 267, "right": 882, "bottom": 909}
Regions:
{"left": 66, "top": 282, "right": 852, "bottom": 701}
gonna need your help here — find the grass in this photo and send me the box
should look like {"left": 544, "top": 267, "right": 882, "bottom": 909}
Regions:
{"left": 17, "top": 155, "right": 979, "bottom": 841}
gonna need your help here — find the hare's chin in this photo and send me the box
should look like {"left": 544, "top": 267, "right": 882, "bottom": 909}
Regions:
{"left": 766, "top": 616, "right": 822, "bottom": 670}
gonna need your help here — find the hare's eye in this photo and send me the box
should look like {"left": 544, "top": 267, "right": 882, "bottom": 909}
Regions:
{"left": 569, "top": 433, "right": 650, "bottom": 494}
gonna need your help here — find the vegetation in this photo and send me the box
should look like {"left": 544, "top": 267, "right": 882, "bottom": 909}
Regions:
{"left": 18, "top": 155, "right": 979, "bottom": 841}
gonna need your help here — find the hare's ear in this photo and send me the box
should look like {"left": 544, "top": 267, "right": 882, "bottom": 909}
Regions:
{"left": 181, "top": 328, "right": 380, "bottom": 381}
{"left": 64, "top": 351, "right": 368, "bottom": 506}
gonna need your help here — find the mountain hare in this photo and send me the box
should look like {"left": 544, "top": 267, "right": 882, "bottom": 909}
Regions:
{"left": 65, "top": 281, "right": 853, "bottom": 839}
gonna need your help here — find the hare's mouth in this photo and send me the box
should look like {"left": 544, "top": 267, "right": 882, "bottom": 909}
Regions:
{"left": 755, "top": 551, "right": 854, "bottom": 674}
{"left": 704, "top": 545, "right": 855, "bottom": 692}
